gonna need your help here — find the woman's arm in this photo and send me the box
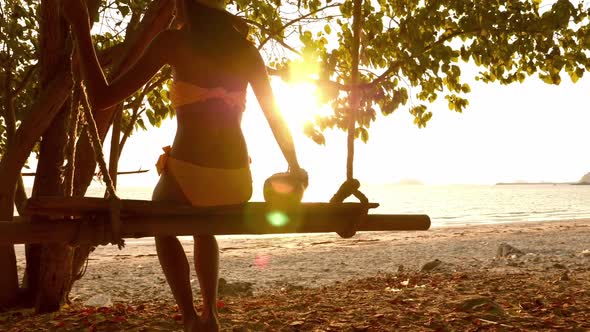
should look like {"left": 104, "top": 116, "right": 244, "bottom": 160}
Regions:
{"left": 63, "top": 0, "right": 174, "bottom": 110}
{"left": 247, "top": 48, "right": 306, "bottom": 180}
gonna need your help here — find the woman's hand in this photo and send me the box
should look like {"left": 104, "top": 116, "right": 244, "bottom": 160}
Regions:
{"left": 289, "top": 166, "right": 309, "bottom": 188}
{"left": 61, "top": 0, "right": 91, "bottom": 31}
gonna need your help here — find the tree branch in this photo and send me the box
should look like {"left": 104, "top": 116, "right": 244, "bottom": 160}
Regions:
{"left": 257, "top": 3, "right": 341, "bottom": 50}
{"left": 242, "top": 18, "right": 302, "bottom": 55}
{"left": 13, "top": 65, "right": 38, "bottom": 97}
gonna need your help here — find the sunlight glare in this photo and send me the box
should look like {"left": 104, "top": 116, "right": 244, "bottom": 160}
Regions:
{"left": 288, "top": 55, "right": 320, "bottom": 82}
{"left": 274, "top": 80, "right": 332, "bottom": 132}
{"left": 269, "top": 56, "right": 333, "bottom": 132}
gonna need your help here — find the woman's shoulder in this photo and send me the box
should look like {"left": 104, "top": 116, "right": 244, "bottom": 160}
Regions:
{"left": 238, "top": 38, "right": 260, "bottom": 58}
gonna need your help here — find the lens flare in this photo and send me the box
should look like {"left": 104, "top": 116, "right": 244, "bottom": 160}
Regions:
{"left": 254, "top": 254, "right": 271, "bottom": 270}
{"left": 266, "top": 211, "right": 289, "bottom": 227}
{"left": 270, "top": 180, "right": 293, "bottom": 194}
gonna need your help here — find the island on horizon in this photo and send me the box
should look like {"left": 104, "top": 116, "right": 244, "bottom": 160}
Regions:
{"left": 495, "top": 182, "right": 589, "bottom": 185}
{"left": 496, "top": 172, "right": 590, "bottom": 185}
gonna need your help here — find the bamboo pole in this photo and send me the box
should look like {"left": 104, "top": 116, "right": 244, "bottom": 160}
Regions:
{"left": 0, "top": 197, "right": 430, "bottom": 244}
{"left": 0, "top": 213, "right": 430, "bottom": 245}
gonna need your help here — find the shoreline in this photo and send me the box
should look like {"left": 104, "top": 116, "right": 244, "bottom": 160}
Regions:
{"left": 14, "top": 218, "right": 590, "bottom": 303}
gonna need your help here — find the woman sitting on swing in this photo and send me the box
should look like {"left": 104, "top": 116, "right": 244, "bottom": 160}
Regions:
{"left": 64, "top": 0, "right": 306, "bottom": 330}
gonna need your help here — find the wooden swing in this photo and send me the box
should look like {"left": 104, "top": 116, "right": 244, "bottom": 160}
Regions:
{"left": 0, "top": 1, "right": 430, "bottom": 247}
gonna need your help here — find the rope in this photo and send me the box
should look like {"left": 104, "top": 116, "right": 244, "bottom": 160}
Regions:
{"left": 108, "top": 105, "right": 123, "bottom": 188}
{"left": 79, "top": 87, "right": 117, "bottom": 198}
{"left": 64, "top": 81, "right": 81, "bottom": 198}
{"left": 107, "top": 105, "right": 124, "bottom": 248}
{"left": 67, "top": 44, "right": 93, "bottom": 282}
{"left": 79, "top": 83, "right": 124, "bottom": 249}
{"left": 109, "top": 198, "right": 124, "bottom": 249}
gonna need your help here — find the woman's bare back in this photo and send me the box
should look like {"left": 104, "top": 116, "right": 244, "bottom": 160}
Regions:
{"left": 166, "top": 29, "right": 252, "bottom": 169}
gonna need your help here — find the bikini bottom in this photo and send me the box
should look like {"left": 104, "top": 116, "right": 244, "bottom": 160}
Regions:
{"left": 156, "top": 146, "right": 252, "bottom": 207}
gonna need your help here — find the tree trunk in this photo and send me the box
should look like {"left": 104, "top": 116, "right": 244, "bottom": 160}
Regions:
{"left": 27, "top": 106, "right": 72, "bottom": 313}
{"left": 0, "top": 0, "right": 174, "bottom": 308}
{"left": 0, "top": 39, "right": 20, "bottom": 310}
{"left": 0, "top": 68, "right": 71, "bottom": 309}
{"left": 0, "top": 244, "right": 19, "bottom": 309}
{"left": 24, "top": 0, "right": 73, "bottom": 313}
{"left": 70, "top": 0, "right": 174, "bottom": 284}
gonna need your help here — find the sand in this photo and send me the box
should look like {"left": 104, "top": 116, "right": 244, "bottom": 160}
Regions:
{"left": 13, "top": 218, "right": 589, "bottom": 304}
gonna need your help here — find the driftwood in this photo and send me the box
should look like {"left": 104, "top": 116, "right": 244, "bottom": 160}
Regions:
{"left": 0, "top": 197, "right": 430, "bottom": 245}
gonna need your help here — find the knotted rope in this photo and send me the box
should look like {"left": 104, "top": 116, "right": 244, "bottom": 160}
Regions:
{"left": 79, "top": 83, "right": 124, "bottom": 249}
{"left": 329, "top": 0, "right": 368, "bottom": 238}
{"left": 330, "top": 179, "right": 368, "bottom": 204}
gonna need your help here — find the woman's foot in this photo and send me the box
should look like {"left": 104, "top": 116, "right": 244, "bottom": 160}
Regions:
{"left": 187, "top": 316, "right": 219, "bottom": 332}
{"left": 183, "top": 313, "right": 199, "bottom": 332}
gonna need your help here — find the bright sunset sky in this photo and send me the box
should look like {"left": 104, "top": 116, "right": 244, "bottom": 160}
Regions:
{"left": 26, "top": 0, "right": 577, "bottom": 201}
{"left": 107, "top": 67, "right": 590, "bottom": 193}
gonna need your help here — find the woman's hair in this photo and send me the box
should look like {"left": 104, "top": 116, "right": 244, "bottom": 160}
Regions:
{"left": 183, "top": 0, "right": 250, "bottom": 56}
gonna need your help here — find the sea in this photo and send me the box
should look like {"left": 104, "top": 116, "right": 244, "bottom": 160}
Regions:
{"left": 83, "top": 183, "right": 590, "bottom": 229}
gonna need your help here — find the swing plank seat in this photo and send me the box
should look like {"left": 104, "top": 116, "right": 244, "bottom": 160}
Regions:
{"left": 0, "top": 196, "right": 430, "bottom": 245}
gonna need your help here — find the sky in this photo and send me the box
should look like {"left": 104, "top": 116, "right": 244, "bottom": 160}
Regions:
{"left": 107, "top": 68, "right": 590, "bottom": 193}
{"left": 11, "top": 1, "right": 590, "bottom": 221}
{"left": 57, "top": 0, "right": 590, "bottom": 192}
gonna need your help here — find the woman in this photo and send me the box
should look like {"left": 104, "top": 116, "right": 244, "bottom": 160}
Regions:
{"left": 63, "top": 0, "right": 306, "bottom": 330}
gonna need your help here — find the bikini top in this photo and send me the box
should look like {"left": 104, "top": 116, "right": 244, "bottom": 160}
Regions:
{"left": 169, "top": 80, "right": 246, "bottom": 112}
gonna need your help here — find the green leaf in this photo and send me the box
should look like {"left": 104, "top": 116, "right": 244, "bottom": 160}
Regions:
{"left": 118, "top": 5, "right": 130, "bottom": 17}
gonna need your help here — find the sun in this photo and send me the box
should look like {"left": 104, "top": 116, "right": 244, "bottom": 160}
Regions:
{"left": 273, "top": 79, "right": 332, "bottom": 133}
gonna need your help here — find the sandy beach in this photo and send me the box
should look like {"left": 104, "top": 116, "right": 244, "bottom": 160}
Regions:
{"left": 6, "top": 218, "right": 590, "bottom": 331}
{"left": 90, "top": 219, "right": 590, "bottom": 300}
{"left": 12, "top": 218, "right": 590, "bottom": 302}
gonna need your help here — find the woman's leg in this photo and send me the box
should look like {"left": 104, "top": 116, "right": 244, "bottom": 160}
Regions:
{"left": 194, "top": 234, "right": 220, "bottom": 329}
{"left": 153, "top": 174, "right": 198, "bottom": 330}
{"left": 155, "top": 236, "right": 198, "bottom": 329}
